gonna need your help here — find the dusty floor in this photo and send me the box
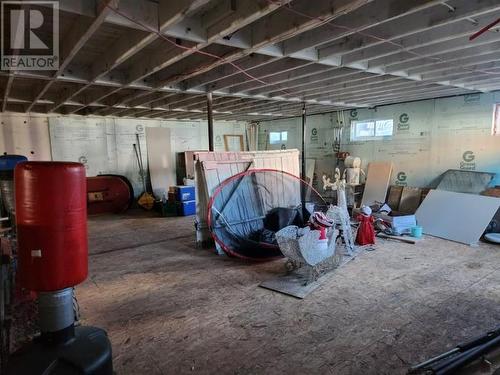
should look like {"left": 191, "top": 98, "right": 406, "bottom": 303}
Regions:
{"left": 78, "top": 210, "right": 500, "bottom": 375}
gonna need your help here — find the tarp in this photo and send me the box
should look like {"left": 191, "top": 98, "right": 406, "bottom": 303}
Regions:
{"left": 436, "top": 169, "right": 494, "bottom": 194}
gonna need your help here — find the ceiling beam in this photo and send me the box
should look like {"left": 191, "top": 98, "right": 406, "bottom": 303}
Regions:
{"left": 145, "top": 0, "right": 375, "bottom": 91}
{"left": 170, "top": 0, "right": 453, "bottom": 95}
{"left": 6, "top": 0, "right": 500, "bottom": 120}
{"left": 181, "top": 54, "right": 278, "bottom": 90}
{"left": 183, "top": 0, "right": 500, "bottom": 100}
{"left": 49, "top": 0, "right": 211, "bottom": 112}
{"left": 319, "top": 0, "right": 500, "bottom": 61}
{"left": 26, "top": 0, "right": 119, "bottom": 113}
{"left": 76, "top": 0, "right": 288, "bottom": 111}
{"left": 118, "top": 0, "right": 287, "bottom": 88}
{"left": 319, "top": 84, "right": 472, "bottom": 103}
{"left": 367, "top": 88, "right": 473, "bottom": 106}
{"left": 246, "top": 68, "right": 360, "bottom": 97}
{"left": 2, "top": 75, "right": 14, "bottom": 112}
{"left": 407, "top": 50, "right": 500, "bottom": 76}
{"left": 207, "top": 58, "right": 314, "bottom": 93}
{"left": 4, "top": 69, "right": 367, "bottom": 113}
{"left": 283, "top": 0, "right": 442, "bottom": 56}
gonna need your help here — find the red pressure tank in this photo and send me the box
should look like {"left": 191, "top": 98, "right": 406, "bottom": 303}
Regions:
{"left": 15, "top": 162, "right": 88, "bottom": 291}
{"left": 87, "top": 175, "right": 133, "bottom": 215}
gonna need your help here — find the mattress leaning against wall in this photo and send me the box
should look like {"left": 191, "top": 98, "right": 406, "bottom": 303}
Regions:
{"left": 193, "top": 150, "right": 300, "bottom": 246}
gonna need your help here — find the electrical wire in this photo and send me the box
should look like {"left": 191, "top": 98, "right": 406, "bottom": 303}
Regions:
{"left": 105, "top": 3, "right": 292, "bottom": 96}
{"left": 104, "top": 0, "right": 500, "bottom": 115}
{"left": 265, "top": 0, "right": 500, "bottom": 79}
{"left": 470, "top": 17, "right": 500, "bottom": 41}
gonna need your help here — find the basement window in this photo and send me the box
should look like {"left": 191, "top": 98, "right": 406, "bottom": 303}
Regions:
{"left": 350, "top": 119, "right": 394, "bottom": 141}
{"left": 269, "top": 131, "right": 288, "bottom": 144}
{"left": 493, "top": 104, "right": 500, "bottom": 135}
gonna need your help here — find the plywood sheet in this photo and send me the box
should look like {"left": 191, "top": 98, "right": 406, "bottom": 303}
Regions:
{"left": 259, "top": 247, "right": 363, "bottom": 298}
{"left": 415, "top": 189, "right": 500, "bottom": 245}
{"left": 194, "top": 150, "right": 300, "bottom": 243}
{"left": 145, "top": 127, "right": 172, "bottom": 199}
{"left": 361, "top": 161, "right": 393, "bottom": 206}
{"left": 260, "top": 274, "right": 321, "bottom": 299}
{"left": 387, "top": 186, "right": 403, "bottom": 210}
{"left": 398, "top": 187, "right": 422, "bottom": 214}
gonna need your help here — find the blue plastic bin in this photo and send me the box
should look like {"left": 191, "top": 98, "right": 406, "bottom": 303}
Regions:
{"left": 171, "top": 185, "right": 195, "bottom": 201}
{"left": 176, "top": 200, "right": 196, "bottom": 216}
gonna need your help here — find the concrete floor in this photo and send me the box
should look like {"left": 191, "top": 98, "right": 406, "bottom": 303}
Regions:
{"left": 78, "top": 210, "right": 500, "bottom": 375}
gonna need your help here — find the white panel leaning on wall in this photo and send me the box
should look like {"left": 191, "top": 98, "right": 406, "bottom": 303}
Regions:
{"left": 0, "top": 114, "right": 52, "bottom": 160}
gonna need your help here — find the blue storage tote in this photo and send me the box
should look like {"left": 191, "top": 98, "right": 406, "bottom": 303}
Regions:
{"left": 169, "top": 185, "right": 195, "bottom": 201}
{"left": 176, "top": 200, "right": 196, "bottom": 216}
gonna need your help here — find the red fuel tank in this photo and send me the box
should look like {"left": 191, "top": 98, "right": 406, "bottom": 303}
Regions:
{"left": 15, "top": 162, "right": 88, "bottom": 291}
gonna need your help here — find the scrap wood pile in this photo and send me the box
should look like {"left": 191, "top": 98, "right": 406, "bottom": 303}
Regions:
{"left": 357, "top": 163, "right": 500, "bottom": 246}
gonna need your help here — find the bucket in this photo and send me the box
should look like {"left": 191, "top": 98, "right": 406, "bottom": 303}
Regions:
{"left": 411, "top": 226, "right": 423, "bottom": 238}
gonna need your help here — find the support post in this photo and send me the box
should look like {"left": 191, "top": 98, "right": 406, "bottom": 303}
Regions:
{"left": 301, "top": 103, "right": 307, "bottom": 219}
{"left": 301, "top": 103, "right": 306, "bottom": 182}
{"left": 207, "top": 92, "right": 214, "bottom": 151}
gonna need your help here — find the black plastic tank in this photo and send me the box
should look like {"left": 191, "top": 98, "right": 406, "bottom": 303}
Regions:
{"left": 6, "top": 326, "right": 113, "bottom": 374}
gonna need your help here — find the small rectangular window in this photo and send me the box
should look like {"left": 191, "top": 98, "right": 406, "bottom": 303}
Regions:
{"left": 351, "top": 119, "right": 393, "bottom": 141}
{"left": 375, "top": 120, "right": 394, "bottom": 136}
{"left": 269, "top": 131, "right": 288, "bottom": 144}
{"left": 493, "top": 104, "right": 500, "bottom": 135}
{"left": 269, "top": 132, "right": 280, "bottom": 144}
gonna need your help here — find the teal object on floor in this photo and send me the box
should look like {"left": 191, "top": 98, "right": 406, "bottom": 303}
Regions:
{"left": 411, "top": 226, "right": 423, "bottom": 238}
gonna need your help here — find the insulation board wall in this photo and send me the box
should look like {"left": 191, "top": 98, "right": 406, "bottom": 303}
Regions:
{"left": 258, "top": 92, "right": 500, "bottom": 188}
{"left": 0, "top": 113, "right": 246, "bottom": 197}
{"left": 0, "top": 114, "right": 52, "bottom": 160}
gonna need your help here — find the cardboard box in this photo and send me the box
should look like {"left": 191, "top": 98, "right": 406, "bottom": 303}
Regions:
{"left": 353, "top": 208, "right": 416, "bottom": 235}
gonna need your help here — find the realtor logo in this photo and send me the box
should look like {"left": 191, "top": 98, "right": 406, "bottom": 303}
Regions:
{"left": 1, "top": 1, "right": 59, "bottom": 70}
